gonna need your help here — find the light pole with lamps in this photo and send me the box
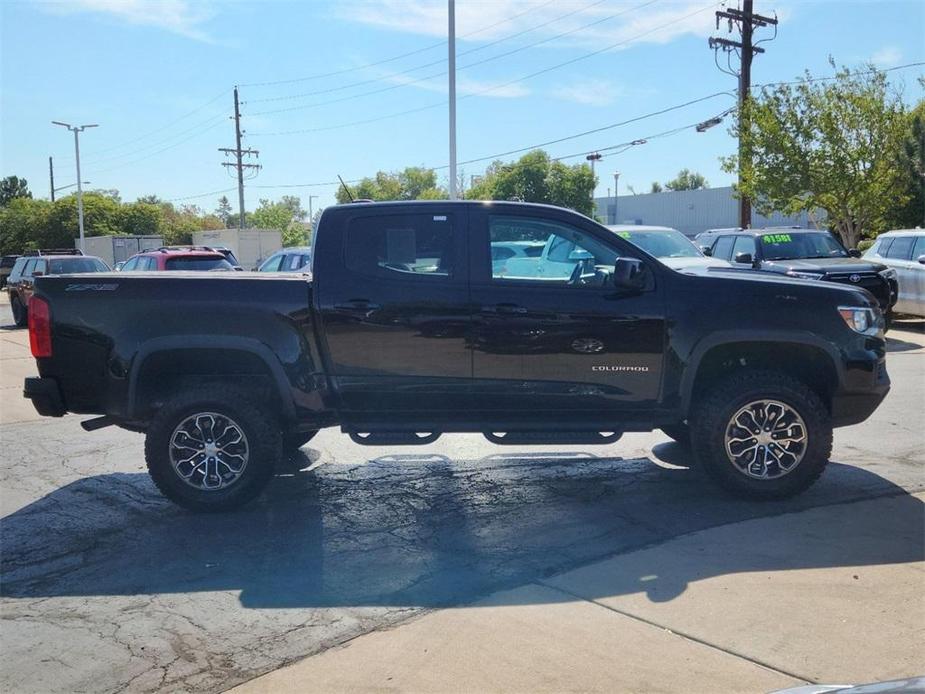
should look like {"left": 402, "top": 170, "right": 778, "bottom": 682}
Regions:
{"left": 52, "top": 121, "right": 98, "bottom": 252}
{"left": 612, "top": 172, "right": 621, "bottom": 224}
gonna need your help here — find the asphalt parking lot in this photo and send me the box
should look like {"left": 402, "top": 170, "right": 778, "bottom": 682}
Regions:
{"left": 1, "top": 300, "right": 923, "bottom": 693}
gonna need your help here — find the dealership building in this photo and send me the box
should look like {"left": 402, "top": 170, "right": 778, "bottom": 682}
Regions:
{"left": 593, "top": 186, "right": 822, "bottom": 238}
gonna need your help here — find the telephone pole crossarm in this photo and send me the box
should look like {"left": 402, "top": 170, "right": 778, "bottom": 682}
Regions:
{"left": 219, "top": 87, "right": 260, "bottom": 229}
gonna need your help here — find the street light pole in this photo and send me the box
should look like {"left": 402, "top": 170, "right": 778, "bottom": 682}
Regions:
{"left": 448, "top": 0, "right": 458, "bottom": 200}
{"left": 52, "top": 121, "right": 98, "bottom": 252}
{"left": 612, "top": 172, "right": 621, "bottom": 224}
{"left": 586, "top": 152, "right": 602, "bottom": 218}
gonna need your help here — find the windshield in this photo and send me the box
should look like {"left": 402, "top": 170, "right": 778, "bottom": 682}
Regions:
{"left": 47, "top": 258, "right": 109, "bottom": 274}
{"left": 615, "top": 229, "right": 701, "bottom": 258}
{"left": 759, "top": 232, "right": 847, "bottom": 260}
{"left": 165, "top": 257, "right": 234, "bottom": 271}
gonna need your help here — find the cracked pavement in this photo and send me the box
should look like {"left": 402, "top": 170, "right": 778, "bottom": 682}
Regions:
{"left": 1, "top": 306, "right": 923, "bottom": 693}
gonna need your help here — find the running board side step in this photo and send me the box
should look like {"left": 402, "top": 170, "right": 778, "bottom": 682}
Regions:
{"left": 484, "top": 431, "right": 622, "bottom": 445}
{"left": 349, "top": 432, "right": 441, "bottom": 446}
{"left": 81, "top": 416, "right": 115, "bottom": 431}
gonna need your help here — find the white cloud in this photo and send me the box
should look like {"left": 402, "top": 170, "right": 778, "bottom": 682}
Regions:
{"left": 871, "top": 45, "right": 902, "bottom": 67}
{"left": 38, "top": 0, "right": 215, "bottom": 41}
{"left": 552, "top": 80, "right": 619, "bottom": 106}
{"left": 372, "top": 67, "right": 530, "bottom": 99}
{"left": 335, "top": 0, "right": 716, "bottom": 50}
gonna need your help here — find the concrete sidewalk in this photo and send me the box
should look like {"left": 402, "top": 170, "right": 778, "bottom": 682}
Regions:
{"left": 233, "top": 492, "right": 924, "bottom": 693}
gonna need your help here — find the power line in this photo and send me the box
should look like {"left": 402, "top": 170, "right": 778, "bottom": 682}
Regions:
{"left": 248, "top": 0, "right": 659, "bottom": 117}
{"left": 168, "top": 187, "right": 238, "bottom": 202}
{"left": 81, "top": 112, "right": 228, "bottom": 165}
{"left": 247, "top": 0, "right": 619, "bottom": 106}
{"left": 59, "top": 89, "right": 230, "bottom": 161}
{"left": 238, "top": 0, "right": 561, "bottom": 88}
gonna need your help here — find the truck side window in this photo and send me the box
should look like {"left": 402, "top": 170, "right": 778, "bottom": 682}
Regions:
{"left": 489, "top": 215, "right": 619, "bottom": 286}
{"left": 732, "top": 235, "right": 756, "bottom": 261}
{"left": 885, "top": 236, "right": 914, "bottom": 260}
{"left": 346, "top": 214, "right": 453, "bottom": 278}
{"left": 22, "top": 259, "right": 37, "bottom": 277}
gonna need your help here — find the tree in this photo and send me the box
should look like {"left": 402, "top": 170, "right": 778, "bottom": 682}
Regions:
{"left": 664, "top": 169, "right": 708, "bottom": 191}
{"left": 888, "top": 98, "right": 925, "bottom": 229}
{"left": 335, "top": 167, "right": 447, "bottom": 203}
{"left": 649, "top": 182, "right": 663, "bottom": 193}
{"left": 0, "top": 176, "right": 32, "bottom": 205}
{"left": 214, "top": 196, "right": 234, "bottom": 226}
{"left": 0, "top": 198, "right": 51, "bottom": 254}
{"left": 723, "top": 62, "right": 910, "bottom": 248}
{"left": 466, "top": 150, "right": 596, "bottom": 216}
{"left": 119, "top": 202, "right": 163, "bottom": 236}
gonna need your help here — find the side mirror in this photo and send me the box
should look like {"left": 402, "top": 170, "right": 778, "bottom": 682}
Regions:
{"left": 734, "top": 252, "right": 753, "bottom": 265}
{"left": 700, "top": 246, "right": 713, "bottom": 257}
{"left": 613, "top": 257, "right": 647, "bottom": 291}
{"left": 32, "top": 271, "right": 44, "bottom": 277}
{"left": 848, "top": 248, "right": 862, "bottom": 258}
{"left": 918, "top": 255, "right": 925, "bottom": 265}
{"left": 568, "top": 248, "right": 594, "bottom": 261}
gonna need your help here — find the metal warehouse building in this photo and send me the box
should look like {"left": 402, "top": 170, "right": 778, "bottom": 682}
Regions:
{"left": 593, "top": 186, "right": 822, "bottom": 238}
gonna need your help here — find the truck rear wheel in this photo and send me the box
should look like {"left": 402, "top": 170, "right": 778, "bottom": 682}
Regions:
{"left": 690, "top": 370, "right": 832, "bottom": 499}
{"left": 11, "top": 295, "right": 27, "bottom": 327}
{"left": 144, "top": 386, "right": 281, "bottom": 512}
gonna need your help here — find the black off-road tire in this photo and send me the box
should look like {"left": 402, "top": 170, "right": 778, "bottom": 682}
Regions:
{"left": 144, "top": 386, "right": 282, "bottom": 512}
{"left": 660, "top": 423, "right": 690, "bottom": 446}
{"left": 11, "top": 294, "right": 27, "bottom": 327}
{"left": 284, "top": 430, "right": 318, "bottom": 451}
{"left": 690, "top": 370, "right": 832, "bottom": 499}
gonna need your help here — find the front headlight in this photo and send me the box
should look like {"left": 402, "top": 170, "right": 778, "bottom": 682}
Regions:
{"left": 838, "top": 305, "right": 882, "bottom": 336}
{"left": 879, "top": 268, "right": 897, "bottom": 281}
{"left": 787, "top": 270, "right": 825, "bottom": 280}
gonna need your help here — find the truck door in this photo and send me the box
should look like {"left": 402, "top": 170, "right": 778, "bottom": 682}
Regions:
{"left": 470, "top": 208, "right": 666, "bottom": 419}
{"left": 316, "top": 205, "right": 471, "bottom": 415}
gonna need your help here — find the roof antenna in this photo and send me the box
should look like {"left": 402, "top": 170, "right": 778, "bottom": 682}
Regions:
{"left": 337, "top": 175, "right": 355, "bottom": 202}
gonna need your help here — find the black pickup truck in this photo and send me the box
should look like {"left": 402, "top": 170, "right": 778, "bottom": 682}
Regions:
{"left": 23, "top": 201, "right": 890, "bottom": 511}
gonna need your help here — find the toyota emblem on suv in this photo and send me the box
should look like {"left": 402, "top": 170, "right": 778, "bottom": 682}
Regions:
{"left": 850, "top": 274, "right": 861, "bottom": 283}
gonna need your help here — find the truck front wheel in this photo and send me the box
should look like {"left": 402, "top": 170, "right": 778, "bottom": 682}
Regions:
{"left": 11, "top": 294, "right": 27, "bottom": 327}
{"left": 690, "top": 370, "right": 832, "bottom": 499}
{"left": 144, "top": 386, "right": 282, "bottom": 512}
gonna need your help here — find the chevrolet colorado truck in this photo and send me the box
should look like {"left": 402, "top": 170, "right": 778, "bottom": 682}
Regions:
{"left": 23, "top": 201, "right": 890, "bottom": 511}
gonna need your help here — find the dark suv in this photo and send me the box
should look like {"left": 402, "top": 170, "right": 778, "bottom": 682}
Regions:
{"left": 120, "top": 246, "right": 235, "bottom": 272}
{"left": 696, "top": 228, "right": 898, "bottom": 318}
{"left": 7, "top": 250, "right": 109, "bottom": 326}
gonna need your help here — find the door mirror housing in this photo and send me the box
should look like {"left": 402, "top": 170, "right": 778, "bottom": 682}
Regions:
{"left": 733, "top": 252, "right": 753, "bottom": 265}
{"left": 848, "top": 248, "right": 862, "bottom": 258}
{"left": 700, "top": 245, "right": 713, "bottom": 256}
{"left": 918, "top": 254, "right": 925, "bottom": 265}
{"left": 613, "top": 257, "right": 647, "bottom": 291}
{"left": 31, "top": 271, "right": 44, "bottom": 277}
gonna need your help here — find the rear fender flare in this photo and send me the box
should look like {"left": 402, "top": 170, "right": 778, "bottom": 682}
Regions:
{"left": 127, "top": 335, "right": 296, "bottom": 421}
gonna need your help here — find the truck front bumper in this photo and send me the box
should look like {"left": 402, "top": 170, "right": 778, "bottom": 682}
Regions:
{"left": 830, "top": 356, "right": 890, "bottom": 427}
{"left": 23, "top": 377, "right": 66, "bottom": 417}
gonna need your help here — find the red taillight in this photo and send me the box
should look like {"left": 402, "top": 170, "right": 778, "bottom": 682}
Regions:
{"left": 28, "top": 296, "right": 52, "bottom": 358}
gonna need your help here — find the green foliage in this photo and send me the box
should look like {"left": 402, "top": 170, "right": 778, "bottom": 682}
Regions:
{"left": 119, "top": 202, "right": 162, "bottom": 236}
{"left": 466, "top": 150, "right": 596, "bottom": 216}
{"left": 214, "top": 195, "right": 234, "bottom": 226}
{"left": 335, "top": 167, "right": 447, "bottom": 203}
{"left": 649, "top": 182, "right": 663, "bottom": 193}
{"left": 0, "top": 176, "right": 32, "bottom": 205}
{"left": 886, "top": 99, "right": 925, "bottom": 230}
{"left": 723, "top": 63, "right": 911, "bottom": 247}
{"left": 0, "top": 197, "right": 51, "bottom": 254}
{"left": 857, "top": 238, "right": 875, "bottom": 252}
{"left": 664, "top": 169, "right": 709, "bottom": 191}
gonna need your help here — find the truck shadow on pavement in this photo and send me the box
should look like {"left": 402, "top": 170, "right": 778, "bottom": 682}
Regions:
{"left": 2, "top": 446, "right": 922, "bottom": 609}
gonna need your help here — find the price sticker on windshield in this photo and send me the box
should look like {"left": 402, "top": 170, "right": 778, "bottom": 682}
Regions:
{"left": 762, "top": 233, "right": 792, "bottom": 244}
{"left": 617, "top": 231, "right": 631, "bottom": 239}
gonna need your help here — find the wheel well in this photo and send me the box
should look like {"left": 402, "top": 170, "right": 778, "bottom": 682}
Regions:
{"left": 133, "top": 348, "right": 285, "bottom": 421}
{"left": 690, "top": 342, "right": 837, "bottom": 412}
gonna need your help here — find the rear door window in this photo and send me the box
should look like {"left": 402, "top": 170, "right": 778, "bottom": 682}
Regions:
{"left": 22, "top": 259, "right": 37, "bottom": 277}
{"left": 33, "top": 260, "right": 47, "bottom": 275}
{"left": 912, "top": 236, "right": 925, "bottom": 259}
{"left": 258, "top": 253, "right": 284, "bottom": 272}
{"left": 346, "top": 213, "right": 455, "bottom": 279}
{"left": 885, "top": 236, "right": 914, "bottom": 260}
{"left": 712, "top": 236, "right": 735, "bottom": 260}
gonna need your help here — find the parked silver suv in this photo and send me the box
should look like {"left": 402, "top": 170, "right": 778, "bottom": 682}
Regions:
{"left": 863, "top": 229, "right": 925, "bottom": 317}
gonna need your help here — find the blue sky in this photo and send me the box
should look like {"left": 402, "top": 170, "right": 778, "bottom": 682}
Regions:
{"left": 1, "top": 0, "right": 923, "bottom": 215}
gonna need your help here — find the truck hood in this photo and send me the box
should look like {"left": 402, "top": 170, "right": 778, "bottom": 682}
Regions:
{"left": 761, "top": 257, "right": 887, "bottom": 274}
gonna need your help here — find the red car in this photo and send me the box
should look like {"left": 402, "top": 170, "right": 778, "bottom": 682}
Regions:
{"left": 119, "top": 246, "right": 236, "bottom": 272}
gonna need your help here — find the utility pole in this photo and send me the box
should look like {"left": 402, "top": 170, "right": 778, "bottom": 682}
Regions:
{"left": 709, "top": 0, "right": 777, "bottom": 229}
{"left": 448, "top": 0, "right": 458, "bottom": 200}
{"left": 52, "top": 121, "right": 98, "bottom": 252}
{"left": 307, "top": 195, "right": 318, "bottom": 222}
{"left": 219, "top": 87, "right": 260, "bottom": 229}
{"left": 49, "top": 157, "right": 55, "bottom": 202}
